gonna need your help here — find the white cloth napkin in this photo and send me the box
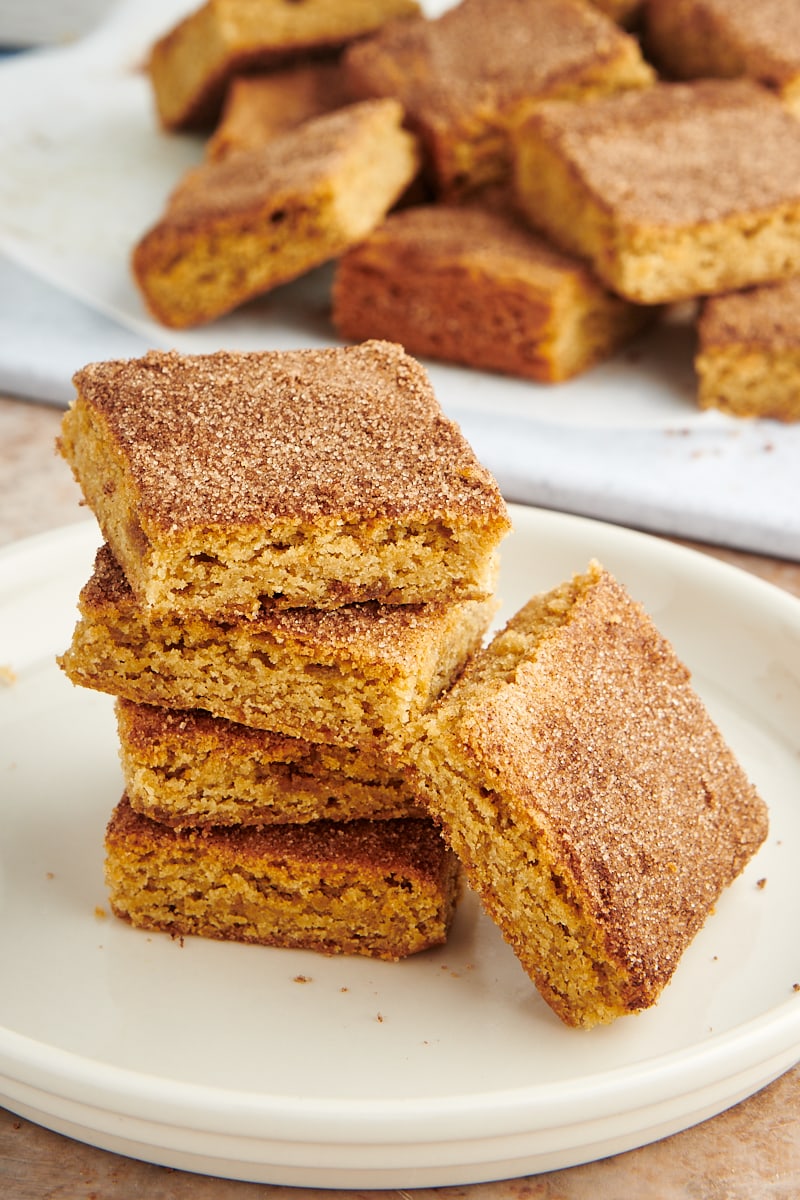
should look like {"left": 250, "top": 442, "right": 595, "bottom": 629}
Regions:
{"left": 2, "top": 250, "right": 797, "bottom": 559}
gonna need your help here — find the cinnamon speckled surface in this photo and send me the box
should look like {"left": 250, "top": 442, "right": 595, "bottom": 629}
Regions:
{"left": 1, "top": 390, "right": 799, "bottom": 1197}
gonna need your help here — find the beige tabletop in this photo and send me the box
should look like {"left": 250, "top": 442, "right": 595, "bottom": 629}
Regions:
{"left": 1, "top": 391, "right": 799, "bottom": 1199}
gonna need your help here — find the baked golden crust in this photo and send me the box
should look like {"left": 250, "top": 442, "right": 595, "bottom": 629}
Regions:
{"left": 149, "top": 0, "right": 421, "bottom": 131}
{"left": 643, "top": 0, "right": 800, "bottom": 116}
{"left": 332, "top": 201, "right": 654, "bottom": 381}
{"left": 696, "top": 276, "right": 800, "bottom": 421}
{"left": 116, "top": 699, "right": 423, "bottom": 827}
{"left": 105, "top": 797, "right": 461, "bottom": 960}
{"left": 514, "top": 79, "right": 800, "bottom": 304}
{"left": 59, "top": 343, "right": 509, "bottom": 616}
{"left": 206, "top": 62, "right": 354, "bottom": 160}
{"left": 698, "top": 277, "right": 800, "bottom": 349}
{"left": 131, "top": 100, "right": 419, "bottom": 328}
{"left": 59, "top": 544, "right": 496, "bottom": 750}
{"left": 413, "top": 562, "right": 768, "bottom": 1028}
{"left": 343, "top": 0, "right": 653, "bottom": 197}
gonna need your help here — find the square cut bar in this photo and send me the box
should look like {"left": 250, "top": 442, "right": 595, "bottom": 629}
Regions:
{"left": 59, "top": 342, "right": 510, "bottom": 616}
{"left": 59, "top": 545, "right": 496, "bottom": 750}
{"left": 413, "top": 561, "right": 768, "bottom": 1028}
{"left": 148, "top": 0, "right": 420, "bottom": 131}
{"left": 206, "top": 63, "right": 354, "bottom": 160}
{"left": 116, "top": 699, "right": 424, "bottom": 828}
{"left": 105, "top": 798, "right": 460, "bottom": 961}
{"left": 332, "top": 202, "right": 654, "bottom": 382}
{"left": 643, "top": 0, "right": 800, "bottom": 117}
{"left": 513, "top": 79, "right": 800, "bottom": 304}
{"left": 343, "top": 0, "right": 653, "bottom": 198}
{"left": 695, "top": 276, "right": 800, "bottom": 422}
{"left": 131, "top": 101, "right": 419, "bottom": 328}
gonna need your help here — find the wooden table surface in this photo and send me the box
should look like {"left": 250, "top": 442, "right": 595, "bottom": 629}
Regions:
{"left": 1, "top": 392, "right": 799, "bottom": 1200}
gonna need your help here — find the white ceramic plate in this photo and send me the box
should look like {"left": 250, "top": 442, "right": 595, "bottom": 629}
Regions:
{"left": 1, "top": 506, "right": 799, "bottom": 1188}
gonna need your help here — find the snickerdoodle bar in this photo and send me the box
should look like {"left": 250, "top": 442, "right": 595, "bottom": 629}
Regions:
{"left": 206, "top": 62, "right": 353, "bottom": 160}
{"left": 514, "top": 79, "right": 800, "bottom": 304}
{"left": 132, "top": 100, "right": 418, "bottom": 328}
{"left": 343, "top": 0, "right": 653, "bottom": 197}
{"left": 149, "top": 0, "right": 420, "bottom": 131}
{"left": 116, "top": 699, "right": 424, "bottom": 827}
{"left": 332, "top": 201, "right": 653, "bottom": 381}
{"left": 643, "top": 0, "right": 800, "bottom": 116}
{"left": 105, "top": 797, "right": 460, "bottom": 960}
{"left": 59, "top": 343, "right": 510, "bottom": 616}
{"left": 413, "top": 561, "right": 768, "bottom": 1028}
{"left": 695, "top": 276, "right": 800, "bottom": 421}
{"left": 59, "top": 544, "right": 496, "bottom": 750}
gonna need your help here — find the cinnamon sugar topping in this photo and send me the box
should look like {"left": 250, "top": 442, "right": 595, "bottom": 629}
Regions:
{"left": 71, "top": 341, "right": 504, "bottom": 531}
{"left": 346, "top": 0, "right": 651, "bottom": 121}
{"left": 700, "top": 276, "right": 800, "bottom": 349}
{"left": 532, "top": 80, "right": 800, "bottom": 225}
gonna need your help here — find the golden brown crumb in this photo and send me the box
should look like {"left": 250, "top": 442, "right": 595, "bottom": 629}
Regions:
{"left": 59, "top": 544, "right": 496, "bottom": 750}
{"left": 105, "top": 797, "right": 462, "bottom": 960}
{"left": 115, "top": 699, "right": 423, "bottom": 827}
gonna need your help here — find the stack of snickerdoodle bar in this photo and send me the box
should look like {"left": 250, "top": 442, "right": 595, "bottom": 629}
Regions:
{"left": 57, "top": 339, "right": 769, "bottom": 1027}
{"left": 57, "top": 339, "right": 510, "bottom": 961}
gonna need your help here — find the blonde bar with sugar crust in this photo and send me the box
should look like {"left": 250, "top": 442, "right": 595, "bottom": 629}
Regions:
{"left": 131, "top": 101, "right": 419, "bottom": 328}
{"left": 333, "top": 202, "right": 653, "bottom": 382}
{"left": 514, "top": 79, "right": 800, "bottom": 304}
{"left": 116, "top": 699, "right": 424, "bottom": 828}
{"left": 59, "top": 343, "right": 510, "bottom": 617}
{"left": 206, "top": 63, "right": 354, "bottom": 160}
{"left": 643, "top": 0, "right": 800, "bottom": 117}
{"left": 149, "top": 0, "right": 421, "bottom": 131}
{"left": 413, "top": 562, "right": 768, "bottom": 1028}
{"left": 59, "top": 545, "right": 496, "bottom": 751}
{"left": 343, "top": 0, "right": 653, "bottom": 198}
{"left": 105, "top": 798, "right": 461, "bottom": 961}
{"left": 696, "top": 276, "right": 800, "bottom": 422}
